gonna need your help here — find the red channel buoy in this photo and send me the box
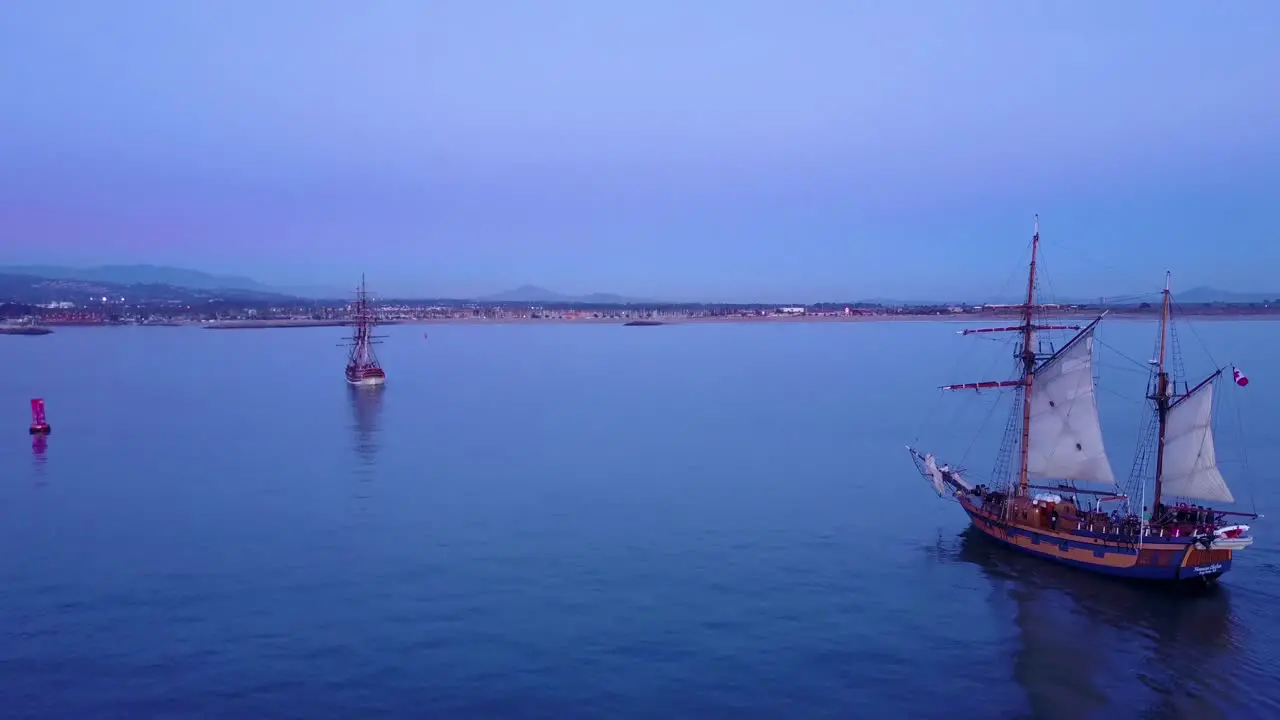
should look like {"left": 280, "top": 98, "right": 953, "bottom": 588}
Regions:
{"left": 29, "top": 398, "right": 51, "bottom": 435}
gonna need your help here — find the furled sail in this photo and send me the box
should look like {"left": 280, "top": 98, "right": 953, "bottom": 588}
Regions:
{"left": 923, "top": 454, "right": 947, "bottom": 496}
{"left": 1026, "top": 327, "right": 1117, "bottom": 486}
{"left": 919, "top": 453, "right": 974, "bottom": 496}
{"left": 946, "top": 466, "right": 974, "bottom": 492}
{"left": 1160, "top": 381, "right": 1234, "bottom": 503}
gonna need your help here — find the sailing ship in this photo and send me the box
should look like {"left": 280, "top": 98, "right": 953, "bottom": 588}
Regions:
{"left": 342, "top": 275, "right": 387, "bottom": 386}
{"left": 908, "top": 218, "right": 1258, "bottom": 584}
{"left": 0, "top": 317, "right": 53, "bottom": 335}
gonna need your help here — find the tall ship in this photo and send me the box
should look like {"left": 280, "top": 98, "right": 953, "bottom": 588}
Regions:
{"left": 908, "top": 218, "right": 1257, "bottom": 584}
{"left": 343, "top": 275, "right": 387, "bottom": 386}
{"left": 0, "top": 317, "right": 53, "bottom": 335}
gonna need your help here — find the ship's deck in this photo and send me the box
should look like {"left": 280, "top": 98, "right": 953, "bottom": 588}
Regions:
{"left": 970, "top": 490, "right": 1233, "bottom": 545}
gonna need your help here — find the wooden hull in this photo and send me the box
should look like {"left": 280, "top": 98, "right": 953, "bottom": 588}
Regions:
{"left": 961, "top": 498, "right": 1231, "bottom": 583}
{"left": 347, "top": 376, "right": 385, "bottom": 387}
{"left": 346, "top": 366, "right": 386, "bottom": 386}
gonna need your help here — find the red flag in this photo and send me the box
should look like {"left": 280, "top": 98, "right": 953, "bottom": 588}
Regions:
{"left": 1232, "top": 366, "right": 1249, "bottom": 387}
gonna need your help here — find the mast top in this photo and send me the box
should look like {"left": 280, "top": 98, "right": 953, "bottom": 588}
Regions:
{"left": 1164, "top": 271, "right": 1171, "bottom": 293}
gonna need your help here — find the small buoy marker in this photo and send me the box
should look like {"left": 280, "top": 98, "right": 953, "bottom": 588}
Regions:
{"left": 29, "top": 398, "right": 51, "bottom": 435}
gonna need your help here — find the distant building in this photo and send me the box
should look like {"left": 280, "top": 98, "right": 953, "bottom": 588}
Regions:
{"left": 777, "top": 307, "right": 806, "bottom": 315}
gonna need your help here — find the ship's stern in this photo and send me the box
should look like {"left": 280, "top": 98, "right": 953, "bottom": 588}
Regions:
{"left": 346, "top": 366, "right": 387, "bottom": 386}
{"left": 1178, "top": 546, "right": 1233, "bottom": 582}
{"left": 347, "top": 373, "right": 386, "bottom": 387}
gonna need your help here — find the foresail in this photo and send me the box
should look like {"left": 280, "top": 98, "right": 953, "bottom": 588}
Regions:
{"left": 922, "top": 454, "right": 947, "bottom": 496}
{"left": 1026, "top": 327, "right": 1117, "bottom": 486}
{"left": 910, "top": 449, "right": 974, "bottom": 497}
{"left": 1161, "top": 381, "right": 1234, "bottom": 503}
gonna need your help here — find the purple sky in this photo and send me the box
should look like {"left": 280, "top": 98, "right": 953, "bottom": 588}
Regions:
{"left": 1, "top": 0, "right": 1277, "bottom": 301}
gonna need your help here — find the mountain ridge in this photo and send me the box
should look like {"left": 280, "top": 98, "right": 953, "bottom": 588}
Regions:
{"left": 0, "top": 265, "right": 348, "bottom": 299}
{"left": 1175, "top": 286, "right": 1279, "bottom": 304}
{"left": 0, "top": 264, "right": 268, "bottom": 291}
{"left": 476, "top": 284, "right": 655, "bottom": 304}
{"left": 1, "top": 266, "right": 1274, "bottom": 305}
{"left": 0, "top": 272, "right": 301, "bottom": 305}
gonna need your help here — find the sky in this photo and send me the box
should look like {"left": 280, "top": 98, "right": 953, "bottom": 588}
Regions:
{"left": 1, "top": 0, "right": 1278, "bottom": 302}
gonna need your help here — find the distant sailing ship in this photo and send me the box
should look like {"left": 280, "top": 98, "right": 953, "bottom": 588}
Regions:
{"left": 908, "top": 218, "right": 1257, "bottom": 584}
{"left": 343, "top": 275, "right": 387, "bottom": 386}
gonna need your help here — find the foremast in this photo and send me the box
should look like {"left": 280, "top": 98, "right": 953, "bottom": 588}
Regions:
{"left": 1016, "top": 218, "right": 1040, "bottom": 497}
{"left": 936, "top": 215, "right": 1125, "bottom": 500}
{"left": 939, "top": 217, "right": 1082, "bottom": 498}
{"left": 1151, "top": 272, "right": 1172, "bottom": 511}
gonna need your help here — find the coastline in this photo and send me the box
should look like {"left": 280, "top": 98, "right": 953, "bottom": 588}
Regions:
{"left": 22, "top": 312, "right": 1280, "bottom": 330}
{"left": 202, "top": 319, "right": 404, "bottom": 329}
{"left": 204, "top": 319, "right": 356, "bottom": 329}
{"left": 399, "top": 312, "right": 1280, "bottom": 326}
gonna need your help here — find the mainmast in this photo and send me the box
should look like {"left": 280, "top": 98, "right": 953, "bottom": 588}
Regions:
{"left": 1151, "top": 271, "right": 1173, "bottom": 510}
{"left": 344, "top": 273, "right": 384, "bottom": 368}
{"left": 1016, "top": 217, "right": 1041, "bottom": 496}
{"left": 353, "top": 274, "right": 368, "bottom": 363}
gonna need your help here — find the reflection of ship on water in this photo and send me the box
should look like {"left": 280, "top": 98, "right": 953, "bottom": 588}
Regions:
{"left": 348, "top": 385, "right": 384, "bottom": 468}
{"left": 32, "top": 433, "right": 48, "bottom": 474}
{"left": 951, "top": 527, "right": 1250, "bottom": 717}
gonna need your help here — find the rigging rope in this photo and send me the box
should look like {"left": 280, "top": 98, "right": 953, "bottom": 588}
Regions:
{"left": 1171, "top": 299, "right": 1220, "bottom": 369}
{"left": 912, "top": 325, "right": 1021, "bottom": 447}
{"left": 960, "top": 388, "right": 1009, "bottom": 467}
{"left": 1227, "top": 369, "right": 1260, "bottom": 515}
{"left": 1095, "top": 338, "right": 1152, "bottom": 373}
{"left": 981, "top": 235, "right": 1037, "bottom": 307}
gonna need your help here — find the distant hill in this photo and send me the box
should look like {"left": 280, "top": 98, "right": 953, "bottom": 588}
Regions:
{"left": 1175, "top": 286, "right": 1279, "bottom": 304}
{"left": 0, "top": 264, "right": 271, "bottom": 291}
{"left": 4, "top": 266, "right": 1272, "bottom": 307}
{"left": 854, "top": 297, "right": 956, "bottom": 307}
{"left": 272, "top": 283, "right": 353, "bottom": 300}
{"left": 848, "top": 287, "right": 1280, "bottom": 307}
{"left": 478, "top": 284, "right": 653, "bottom": 304}
{"left": 0, "top": 264, "right": 351, "bottom": 300}
{"left": 0, "top": 272, "right": 301, "bottom": 305}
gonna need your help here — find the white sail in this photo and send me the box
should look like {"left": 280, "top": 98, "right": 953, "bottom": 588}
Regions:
{"left": 946, "top": 466, "right": 974, "bottom": 492}
{"left": 1161, "top": 381, "right": 1234, "bottom": 503}
{"left": 923, "top": 454, "right": 947, "bottom": 496}
{"left": 1026, "top": 328, "right": 1117, "bottom": 486}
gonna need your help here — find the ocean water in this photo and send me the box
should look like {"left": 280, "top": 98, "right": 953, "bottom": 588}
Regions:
{"left": 1, "top": 320, "right": 1277, "bottom": 719}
